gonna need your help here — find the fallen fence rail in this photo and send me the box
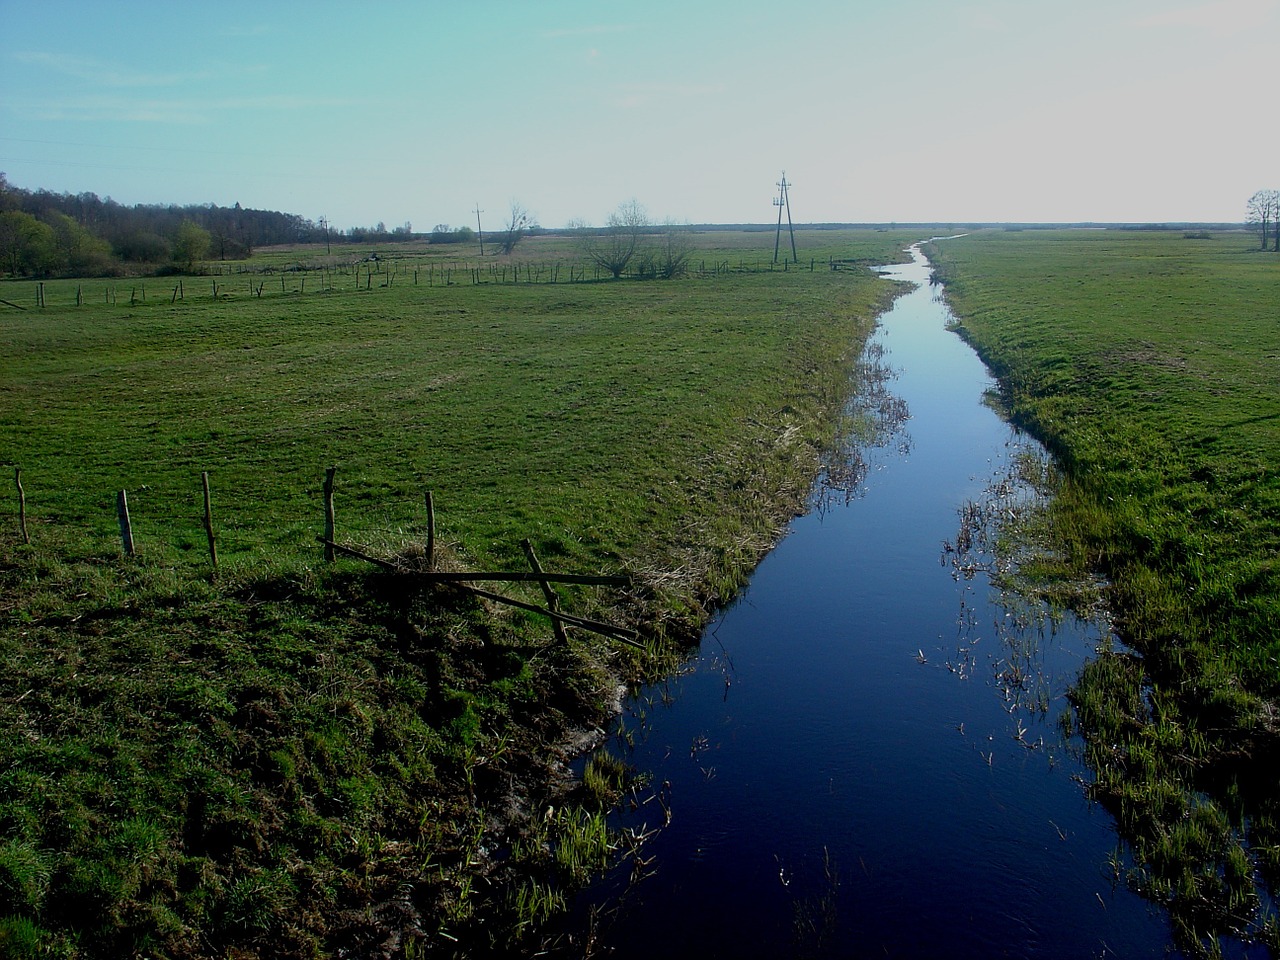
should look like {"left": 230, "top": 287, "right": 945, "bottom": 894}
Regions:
{"left": 316, "top": 535, "right": 641, "bottom": 647}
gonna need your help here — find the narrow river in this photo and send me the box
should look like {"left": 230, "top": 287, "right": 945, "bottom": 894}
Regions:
{"left": 560, "top": 243, "right": 1176, "bottom": 958}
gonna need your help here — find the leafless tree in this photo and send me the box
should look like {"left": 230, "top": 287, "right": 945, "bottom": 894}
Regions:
{"left": 575, "top": 200, "right": 650, "bottom": 278}
{"left": 1246, "top": 189, "right": 1280, "bottom": 251}
{"left": 647, "top": 220, "right": 695, "bottom": 279}
{"left": 498, "top": 201, "right": 537, "bottom": 255}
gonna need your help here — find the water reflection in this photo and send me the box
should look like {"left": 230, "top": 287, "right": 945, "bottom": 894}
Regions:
{"left": 549, "top": 244, "right": 1175, "bottom": 959}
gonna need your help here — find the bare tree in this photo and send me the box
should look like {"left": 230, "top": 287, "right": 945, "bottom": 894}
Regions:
{"left": 649, "top": 220, "right": 695, "bottom": 279}
{"left": 1246, "top": 189, "right": 1280, "bottom": 251}
{"left": 498, "top": 201, "right": 537, "bottom": 255}
{"left": 574, "top": 200, "right": 650, "bottom": 278}
{"left": 1272, "top": 192, "right": 1280, "bottom": 253}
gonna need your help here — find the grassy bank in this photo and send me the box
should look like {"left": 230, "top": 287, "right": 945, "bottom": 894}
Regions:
{"left": 927, "top": 229, "right": 1280, "bottom": 955}
{"left": 0, "top": 230, "right": 914, "bottom": 957}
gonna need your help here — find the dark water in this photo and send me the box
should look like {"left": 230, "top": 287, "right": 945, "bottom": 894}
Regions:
{"left": 561, "top": 244, "right": 1176, "bottom": 958}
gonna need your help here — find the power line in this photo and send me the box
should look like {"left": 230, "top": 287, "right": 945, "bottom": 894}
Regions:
{"left": 773, "top": 171, "right": 797, "bottom": 264}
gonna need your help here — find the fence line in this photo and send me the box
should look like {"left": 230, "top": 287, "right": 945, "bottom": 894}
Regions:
{"left": 4, "top": 255, "right": 833, "bottom": 310}
{"left": 6, "top": 466, "right": 637, "bottom": 644}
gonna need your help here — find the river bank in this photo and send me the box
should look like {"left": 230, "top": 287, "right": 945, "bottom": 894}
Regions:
{"left": 924, "top": 229, "right": 1280, "bottom": 956}
{"left": 540, "top": 243, "right": 1176, "bottom": 958}
{"left": 0, "top": 232, "right": 921, "bottom": 957}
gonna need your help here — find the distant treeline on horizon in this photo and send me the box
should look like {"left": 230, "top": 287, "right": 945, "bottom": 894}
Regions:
{"left": 0, "top": 172, "right": 1249, "bottom": 280}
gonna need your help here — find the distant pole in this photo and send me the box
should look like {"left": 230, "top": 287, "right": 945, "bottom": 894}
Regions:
{"left": 474, "top": 203, "right": 485, "bottom": 256}
{"left": 773, "top": 171, "right": 797, "bottom": 264}
{"left": 773, "top": 177, "right": 785, "bottom": 264}
{"left": 784, "top": 175, "right": 798, "bottom": 264}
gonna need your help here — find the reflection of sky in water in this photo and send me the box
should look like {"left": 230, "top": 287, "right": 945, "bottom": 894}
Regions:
{"left": 555, "top": 245, "right": 1177, "bottom": 959}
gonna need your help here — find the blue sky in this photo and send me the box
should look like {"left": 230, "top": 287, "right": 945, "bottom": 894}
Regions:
{"left": 2, "top": 0, "right": 1276, "bottom": 229}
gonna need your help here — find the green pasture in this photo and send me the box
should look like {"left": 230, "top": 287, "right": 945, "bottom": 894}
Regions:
{"left": 1, "top": 230, "right": 908, "bottom": 571}
{"left": 929, "top": 228, "right": 1280, "bottom": 955}
{"left": 0, "top": 229, "right": 914, "bottom": 957}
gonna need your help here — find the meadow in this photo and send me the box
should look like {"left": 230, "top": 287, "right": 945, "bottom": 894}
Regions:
{"left": 0, "top": 229, "right": 914, "bottom": 957}
{"left": 928, "top": 228, "right": 1280, "bottom": 955}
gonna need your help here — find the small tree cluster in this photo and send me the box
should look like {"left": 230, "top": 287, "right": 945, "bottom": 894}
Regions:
{"left": 429, "top": 224, "right": 477, "bottom": 245}
{"left": 638, "top": 223, "right": 695, "bottom": 280}
{"left": 572, "top": 200, "right": 648, "bottom": 278}
{"left": 0, "top": 209, "right": 114, "bottom": 277}
{"left": 1246, "top": 189, "right": 1280, "bottom": 251}
{"left": 172, "top": 220, "right": 211, "bottom": 272}
{"left": 572, "top": 201, "right": 693, "bottom": 280}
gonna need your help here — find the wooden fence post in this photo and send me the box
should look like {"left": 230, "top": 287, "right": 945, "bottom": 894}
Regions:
{"left": 424, "top": 490, "right": 436, "bottom": 571}
{"left": 201, "top": 471, "right": 218, "bottom": 570}
{"left": 117, "top": 489, "right": 135, "bottom": 556}
{"left": 15, "top": 467, "right": 28, "bottom": 545}
{"left": 521, "top": 538, "right": 568, "bottom": 643}
{"left": 323, "top": 467, "right": 336, "bottom": 561}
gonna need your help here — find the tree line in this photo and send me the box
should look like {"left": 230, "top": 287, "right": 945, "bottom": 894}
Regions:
{"left": 0, "top": 173, "right": 565, "bottom": 280}
{"left": 1246, "top": 189, "right": 1280, "bottom": 251}
{"left": 0, "top": 172, "right": 327, "bottom": 276}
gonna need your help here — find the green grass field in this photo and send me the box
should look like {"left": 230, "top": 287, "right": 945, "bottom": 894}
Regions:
{"left": 929, "top": 228, "right": 1280, "bottom": 955}
{"left": 0, "top": 229, "right": 914, "bottom": 958}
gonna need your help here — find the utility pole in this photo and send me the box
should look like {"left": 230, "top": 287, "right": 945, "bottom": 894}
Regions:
{"left": 772, "top": 172, "right": 797, "bottom": 264}
{"left": 474, "top": 203, "right": 485, "bottom": 256}
{"left": 319, "top": 216, "right": 331, "bottom": 256}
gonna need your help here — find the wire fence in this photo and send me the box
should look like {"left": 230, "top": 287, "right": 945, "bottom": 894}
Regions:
{"left": 2, "top": 255, "right": 831, "bottom": 311}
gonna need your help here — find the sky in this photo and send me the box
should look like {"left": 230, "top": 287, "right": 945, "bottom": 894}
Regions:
{"left": 1, "top": 0, "right": 1277, "bottom": 230}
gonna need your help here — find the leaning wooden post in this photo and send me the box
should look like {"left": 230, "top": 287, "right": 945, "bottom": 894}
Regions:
{"left": 201, "top": 472, "right": 218, "bottom": 570}
{"left": 424, "top": 490, "right": 436, "bottom": 571}
{"left": 15, "top": 467, "right": 29, "bottom": 545}
{"left": 521, "top": 538, "right": 568, "bottom": 643}
{"left": 116, "top": 489, "right": 135, "bottom": 556}
{"left": 323, "top": 467, "right": 336, "bottom": 561}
